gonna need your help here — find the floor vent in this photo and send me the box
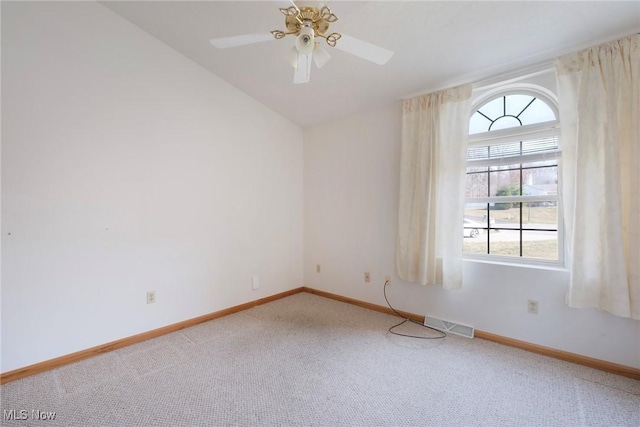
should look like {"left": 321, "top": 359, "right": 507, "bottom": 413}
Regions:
{"left": 425, "top": 317, "right": 474, "bottom": 338}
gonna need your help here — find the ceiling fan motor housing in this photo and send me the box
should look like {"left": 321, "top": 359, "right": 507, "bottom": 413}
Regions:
{"left": 274, "top": 6, "right": 342, "bottom": 47}
{"left": 285, "top": 7, "right": 331, "bottom": 36}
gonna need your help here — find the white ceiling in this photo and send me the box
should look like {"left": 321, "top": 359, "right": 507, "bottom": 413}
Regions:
{"left": 101, "top": 1, "right": 640, "bottom": 128}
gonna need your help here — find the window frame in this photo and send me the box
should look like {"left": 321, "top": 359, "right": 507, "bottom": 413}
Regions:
{"left": 463, "top": 87, "right": 564, "bottom": 267}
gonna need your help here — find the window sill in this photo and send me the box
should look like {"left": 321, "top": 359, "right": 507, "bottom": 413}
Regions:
{"left": 462, "top": 255, "right": 568, "bottom": 272}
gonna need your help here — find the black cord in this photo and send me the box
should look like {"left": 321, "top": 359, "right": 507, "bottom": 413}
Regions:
{"left": 383, "top": 280, "right": 446, "bottom": 339}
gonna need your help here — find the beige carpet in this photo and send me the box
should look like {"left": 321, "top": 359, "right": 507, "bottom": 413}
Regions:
{"left": 1, "top": 292, "right": 639, "bottom": 426}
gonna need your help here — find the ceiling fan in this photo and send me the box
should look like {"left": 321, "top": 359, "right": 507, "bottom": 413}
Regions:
{"left": 209, "top": 1, "right": 394, "bottom": 84}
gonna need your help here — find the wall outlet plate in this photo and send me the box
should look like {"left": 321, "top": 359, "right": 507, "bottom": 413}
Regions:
{"left": 146, "top": 291, "right": 156, "bottom": 304}
{"left": 527, "top": 299, "right": 539, "bottom": 314}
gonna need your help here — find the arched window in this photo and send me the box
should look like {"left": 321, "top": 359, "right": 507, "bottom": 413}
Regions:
{"left": 463, "top": 89, "right": 561, "bottom": 264}
{"left": 469, "top": 92, "right": 557, "bottom": 133}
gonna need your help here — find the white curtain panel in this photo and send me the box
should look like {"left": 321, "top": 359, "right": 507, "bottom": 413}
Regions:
{"left": 556, "top": 34, "right": 639, "bottom": 320}
{"left": 396, "top": 84, "right": 472, "bottom": 289}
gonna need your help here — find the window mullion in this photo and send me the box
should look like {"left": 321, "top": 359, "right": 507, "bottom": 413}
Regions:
{"left": 519, "top": 159, "right": 523, "bottom": 257}
{"left": 467, "top": 195, "right": 558, "bottom": 204}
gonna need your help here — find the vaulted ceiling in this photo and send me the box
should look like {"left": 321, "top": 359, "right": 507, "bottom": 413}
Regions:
{"left": 101, "top": 1, "right": 640, "bottom": 127}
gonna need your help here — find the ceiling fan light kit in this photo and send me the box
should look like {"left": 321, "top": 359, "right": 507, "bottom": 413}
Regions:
{"left": 312, "top": 45, "right": 331, "bottom": 69}
{"left": 294, "top": 24, "right": 315, "bottom": 55}
{"left": 210, "top": 2, "right": 394, "bottom": 84}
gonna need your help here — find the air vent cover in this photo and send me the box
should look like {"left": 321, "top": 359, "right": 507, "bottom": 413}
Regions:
{"left": 425, "top": 317, "right": 474, "bottom": 338}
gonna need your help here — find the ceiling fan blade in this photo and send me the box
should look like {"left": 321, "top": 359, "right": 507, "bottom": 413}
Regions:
{"left": 293, "top": 53, "right": 312, "bottom": 84}
{"left": 210, "top": 33, "right": 274, "bottom": 49}
{"left": 333, "top": 34, "right": 393, "bottom": 65}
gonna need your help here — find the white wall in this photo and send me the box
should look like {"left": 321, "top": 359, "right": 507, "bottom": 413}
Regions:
{"left": 1, "top": 2, "right": 303, "bottom": 373}
{"left": 303, "top": 101, "right": 640, "bottom": 370}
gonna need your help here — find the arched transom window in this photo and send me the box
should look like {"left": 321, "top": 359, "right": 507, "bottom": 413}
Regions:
{"left": 469, "top": 93, "right": 557, "bottom": 134}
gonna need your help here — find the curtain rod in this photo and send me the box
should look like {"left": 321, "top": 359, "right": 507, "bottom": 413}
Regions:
{"left": 472, "top": 61, "right": 554, "bottom": 92}
{"left": 401, "top": 60, "right": 554, "bottom": 100}
{"left": 402, "top": 30, "right": 639, "bottom": 100}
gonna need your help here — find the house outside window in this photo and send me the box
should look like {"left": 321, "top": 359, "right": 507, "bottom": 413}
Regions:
{"left": 463, "top": 88, "right": 562, "bottom": 265}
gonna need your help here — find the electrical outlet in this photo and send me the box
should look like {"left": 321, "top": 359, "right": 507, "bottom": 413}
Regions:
{"left": 364, "top": 272, "right": 371, "bottom": 283}
{"left": 316, "top": 264, "right": 321, "bottom": 273}
{"left": 385, "top": 275, "right": 392, "bottom": 286}
{"left": 146, "top": 291, "right": 156, "bottom": 304}
{"left": 252, "top": 275, "right": 260, "bottom": 290}
{"left": 527, "top": 299, "right": 539, "bottom": 314}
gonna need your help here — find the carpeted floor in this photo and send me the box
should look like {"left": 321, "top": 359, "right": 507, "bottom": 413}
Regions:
{"left": 1, "top": 292, "right": 639, "bottom": 426}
